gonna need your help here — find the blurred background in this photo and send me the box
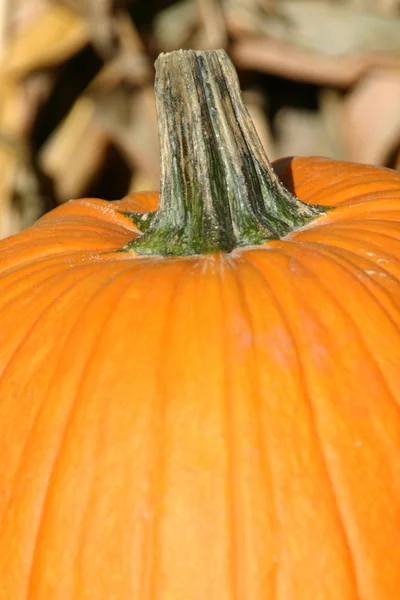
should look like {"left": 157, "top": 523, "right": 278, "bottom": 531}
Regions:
{"left": 1, "top": 0, "right": 400, "bottom": 238}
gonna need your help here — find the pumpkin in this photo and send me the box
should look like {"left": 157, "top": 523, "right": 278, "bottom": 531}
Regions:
{"left": 1, "top": 49, "right": 400, "bottom": 600}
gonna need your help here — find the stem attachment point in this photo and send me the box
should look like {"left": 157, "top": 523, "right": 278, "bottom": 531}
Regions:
{"left": 124, "top": 49, "right": 326, "bottom": 256}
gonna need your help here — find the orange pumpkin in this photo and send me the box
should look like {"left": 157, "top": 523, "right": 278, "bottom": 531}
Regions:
{"left": 1, "top": 49, "right": 400, "bottom": 599}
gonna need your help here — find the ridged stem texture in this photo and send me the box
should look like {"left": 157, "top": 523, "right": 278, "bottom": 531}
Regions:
{"left": 125, "top": 49, "right": 326, "bottom": 256}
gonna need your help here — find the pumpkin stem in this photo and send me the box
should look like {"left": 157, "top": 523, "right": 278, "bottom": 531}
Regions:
{"left": 124, "top": 49, "right": 326, "bottom": 256}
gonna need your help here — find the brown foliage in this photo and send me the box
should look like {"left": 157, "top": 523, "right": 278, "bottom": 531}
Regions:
{"left": 1, "top": 0, "right": 400, "bottom": 237}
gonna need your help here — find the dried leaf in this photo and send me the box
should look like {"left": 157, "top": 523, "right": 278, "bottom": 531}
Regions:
{"left": 94, "top": 86, "right": 160, "bottom": 188}
{"left": 348, "top": 0, "right": 400, "bottom": 14}
{"left": 341, "top": 69, "right": 400, "bottom": 165}
{"left": 0, "top": 4, "right": 88, "bottom": 79}
{"left": 40, "top": 95, "right": 110, "bottom": 200}
{"left": 231, "top": 37, "right": 400, "bottom": 86}
{"left": 129, "top": 170, "right": 157, "bottom": 194}
{"left": 274, "top": 106, "right": 338, "bottom": 159}
{"left": 61, "top": 0, "right": 133, "bottom": 55}
{"left": 0, "top": 80, "right": 28, "bottom": 237}
{"left": 197, "top": 0, "right": 227, "bottom": 48}
{"left": 227, "top": 0, "right": 400, "bottom": 56}
{"left": 154, "top": 1, "right": 198, "bottom": 51}
{"left": 0, "top": 143, "right": 19, "bottom": 238}
{"left": 241, "top": 88, "right": 275, "bottom": 158}
{"left": 319, "top": 87, "right": 347, "bottom": 160}
{"left": 90, "top": 13, "right": 153, "bottom": 89}
{"left": 2, "top": 0, "right": 400, "bottom": 239}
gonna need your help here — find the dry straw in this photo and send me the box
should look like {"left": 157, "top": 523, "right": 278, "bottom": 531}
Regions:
{"left": 1, "top": 0, "right": 400, "bottom": 238}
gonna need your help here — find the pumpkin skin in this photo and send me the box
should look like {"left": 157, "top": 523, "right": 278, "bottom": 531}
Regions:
{"left": 1, "top": 156, "right": 400, "bottom": 599}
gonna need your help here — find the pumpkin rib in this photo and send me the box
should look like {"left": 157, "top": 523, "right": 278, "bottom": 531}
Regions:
{"left": 0, "top": 255, "right": 96, "bottom": 298}
{"left": 297, "top": 243, "right": 400, "bottom": 389}
{"left": 217, "top": 253, "right": 292, "bottom": 598}
{"left": 0, "top": 263, "right": 81, "bottom": 323}
{"left": 244, "top": 254, "right": 361, "bottom": 598}
{"left": 35, "top": 193, "right": 158, "bottom": 228}
{"left": 281, "top": 248, "right": 400, "bottom": 594}
{"left": 323, "top": 229, "right": 400, "bottom": 255}
{"left": 239, "top": 251, "right": 337, "bottom": 597}
{"left": 298, "top": 384, "right": 363, "bottom": 600}
{"left": 236, "top": 253, "right": 311, "bottom": 598}
{"left": 1, "top": 222, "right": 127, "bottom": 245}
{"left": 0, "top": 266, "right": 109, "bottom": 388}
{"left": 0, "top": 263, "right": 129, "bottom": 374}
{"left": 0, "top": 263, "right": 145, "bottom": 519}
{"left": 232, "top": 259, "right": 281, "bottom": 598}
{"left": 287, "top": 247, "right": 400, "bottom": 409}
{"left": 304, "top": 233, "right": 400, "bottom": 279}
{"left": 2, "top": 264, "right": 148, "bottom": 595}
{"left": 274, "top": 157, "right": 400, "bottom": 206}
{"left": 332, "top": 193, "right": 400, "bottom": 206}
{"left": 44, "top": 261, "right": 185, "bottom": 598}
{"left": 0, "top": 262, "right": 142, "bottom": 388}
{"left": 0, "top": 210, "right": 139, "bottom": 264}
{"left": 140, "top": 258, "right": 229, "bottom": 599}
{"left": 34, "top": 220, "right": 135, "bottom": 237}
{"left": 36, "top": 195, "right": 150, "bottom": 229}
{"left": 219, "top": 256, "right": 253, "bottom": 600}
{"left": 320, "top": 177, "right": 400, "bottom": 198}
{"left": 0, "top": 250, "right": 111, "bottom": 280}
{"left": 0, "top": 245, "right": 119, "bottom": 277}
{"left": 0, "top": 268, "right": 117, "bottom": 583}
{"left": 146, "top": 261, "right": 194, "bottom": 600}
{"left": 234, "top": 257, "right": 283, "bottom": 599}
{"left": 0, "top": 252, "right": 129, "bottom": 310}
{"left": 308, "top": 222, "right": 400, "bottom": 237}
{"left": 294, "top": 222, "right": 400, "bottom": 242}
{"left": 302, "top": 180, "right": 400, "bottom": 206}
{"left": 292, "top": 246, "right": 400, "bottom": 287}
{"left": 24, "top": 261, "right": 156, "bottom": 598}
{"left": 217, "top": 258, "right": 238, "bottom": 600}
{"left": 322, "top": 175, "right": 397, "bottom": 193}
{"left": 39, "top": 211, "right": 139, "bottom": 231}
{"left": 315, "top": 210, "right": 400, "bottom": 226}
{"left": 290, "top": 232, "right": 400, "bottom": 295}
{"left": 284, "top": 249, "right": 400, "bottom": 448}
{"left": 307, "top": 216, "right": 400, "bottom": 235}
{"left": 294, "top": 242, "right": 400, "bottom": 330}
{"left": 73, "top": 260, "right": 178, "bottom": 600}
{"left": 297, "top": 241, "right": 400, "bottom": 304}
{"left": 291, "top": 227, "right": 400, "bottom": 268}
{"left": 245, "top": 247, "right": 397, "bottom": 598}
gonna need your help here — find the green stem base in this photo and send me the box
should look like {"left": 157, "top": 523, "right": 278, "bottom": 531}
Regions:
{"left": 123, "top": 50, "right": 327, "bottom": 257}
